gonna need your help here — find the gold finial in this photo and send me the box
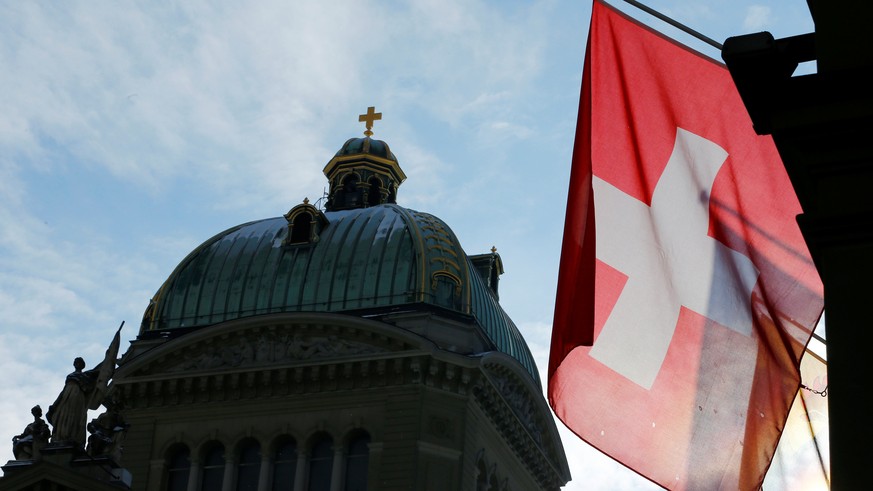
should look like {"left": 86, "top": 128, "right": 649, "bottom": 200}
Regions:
{"left": 358, "top": 106, "right": 382, "bottom": 137}
{"left": 491, "top": 246, "right": 497, "bottom": 253}
{"left": 303, "top": 197, "right": 310, "bottom": 205}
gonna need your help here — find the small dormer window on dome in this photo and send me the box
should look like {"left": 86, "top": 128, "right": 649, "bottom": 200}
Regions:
{"left": 323, "top": 107, "right": 406, "bottom": 212}
{"left": 284, "top": 198, "right": 329, "bottom": 246}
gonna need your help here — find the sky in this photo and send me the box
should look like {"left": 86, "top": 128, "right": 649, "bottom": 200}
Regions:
{"left": 0, "top": 1, "right": 820, "bottom": 489}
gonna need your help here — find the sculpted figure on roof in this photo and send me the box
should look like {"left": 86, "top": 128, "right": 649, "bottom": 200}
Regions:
{"left": 46, "top": 357, "right": 97, "bottom": 446}
{"left": 11, "top": 405, "right": 51, "bottom": 459}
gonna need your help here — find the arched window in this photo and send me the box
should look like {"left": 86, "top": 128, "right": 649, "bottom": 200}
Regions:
{"left": 283, "top": 202, "right": 329, "bottom": 247}
{"left": 272, "top": 438, "right": 297, "bottom": 491}
{"left": 342, "top": 175, "right": 360, "bottom": 208}
{"left": 166, "top": 444, "right": 191, "bottom": 491}
{"left": 434, "top": 274, "right": 462, "bottom": 310}
{"left": 201, "top": 443, "right": 225, "bottom": 491}
{"left": 236, "top": 440, "right": 261, "bottom": 491}
{"left": 344, "top": 433, "right": 370, "bottom": 491}
{"left": 290, "top": 212, "right": 313, "bottom": 243}
{"left": 307, "top": 435, "right": 333, "bottom": 491}
{"left": 367, "top": 177, "right": 382, "bottom": 207}
{"left": 331, "top": 178, "right": 344, "bottom": 209}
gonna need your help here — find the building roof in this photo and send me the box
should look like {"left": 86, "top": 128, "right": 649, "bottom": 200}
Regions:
{"left": 140, "top": 204, "right": 541, "bottom": 386}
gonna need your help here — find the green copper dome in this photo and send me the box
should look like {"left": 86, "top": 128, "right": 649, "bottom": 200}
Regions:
{"left": 141, "top": 204, "right": 540, "bottom": 386}
{"left": 334, "top": 137, "right": 396, "bottom": 161}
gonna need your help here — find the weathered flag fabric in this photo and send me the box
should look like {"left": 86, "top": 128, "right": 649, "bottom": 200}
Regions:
{"left": 763, "top": 349, "right": 829, "bottom": 490}
{"left": 549, "top": 1, "right": 824, "bottom": 489}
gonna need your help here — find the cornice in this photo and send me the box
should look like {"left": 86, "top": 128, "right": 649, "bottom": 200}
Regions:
{"left": 474, "top": 355, "right": 571, "bottom": 490}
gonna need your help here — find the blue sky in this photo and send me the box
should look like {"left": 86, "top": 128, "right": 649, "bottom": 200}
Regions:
{"left": 0, "top": 1, "right": 819, "bottom": 489}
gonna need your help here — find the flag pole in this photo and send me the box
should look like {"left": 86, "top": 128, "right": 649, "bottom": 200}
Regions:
{"left": 620, "top": 0, "right": 724, "bottom": 50}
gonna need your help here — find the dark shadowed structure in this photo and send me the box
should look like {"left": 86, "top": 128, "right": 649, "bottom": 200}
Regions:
{"left": 723, "top": 2, "right": 873, "bottom": 488}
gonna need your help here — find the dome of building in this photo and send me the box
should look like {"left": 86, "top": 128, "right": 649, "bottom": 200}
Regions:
{"left": 140, "top": 205, "right": 539, "bottom": 385}
{"left": 140, "top": 123, "right": 542, "bottom": 387}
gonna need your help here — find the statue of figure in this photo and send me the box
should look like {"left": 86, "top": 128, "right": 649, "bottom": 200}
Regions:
{"left": 86, "top": 401, "right": 130, "bottom": 461}
{"left": 11, "top": 405, "right": 51, "bottom": 460}
{"left": 46, "top": 357, "right": 98, "bottom": 446}
{"left": 46, "top": 323, "right": 123, "bottom": 447}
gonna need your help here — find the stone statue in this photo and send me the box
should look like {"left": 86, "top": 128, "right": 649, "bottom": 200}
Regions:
{"left": 46, "top": 322, "right": 124, "bottom": 446}
{"left": 86, "top": 401, "right": 130, "bottom": 461}
{"left": 11, "top": 405, "right": 51, "bottom": 460}
{"left": 46, "top": 357, "right": 98, "bottom": 446}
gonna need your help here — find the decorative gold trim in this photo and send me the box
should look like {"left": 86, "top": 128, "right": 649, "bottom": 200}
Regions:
{"left": 430, "top": 256, "right": 461, "bottom": 272}
{"left": 323, "top": 155, "right": 407, "bottom": 183}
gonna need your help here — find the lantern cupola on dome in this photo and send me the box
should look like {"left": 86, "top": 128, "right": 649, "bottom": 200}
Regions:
{"left": 323, "top": 107, "right": 406, "bottom": 211}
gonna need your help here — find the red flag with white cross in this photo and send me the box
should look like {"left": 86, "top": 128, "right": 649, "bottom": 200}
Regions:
{"left": 549, "top": 1, "right": 824, "bottom": 489}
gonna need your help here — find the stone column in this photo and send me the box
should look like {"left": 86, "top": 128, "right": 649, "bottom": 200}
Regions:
{"left": 257, "top": 453, "right": 272, "bottom": 491}
{"left": 222, "top": 456, "right": 237, "bottom": 491}
{"left": 187, "top": 459, "right": 201, "bottom": 491}
{"left": 293, "top": 451, "right": 307, "bottom": 491}
{"left": 329, "top": 446, "right": 345, "bottom": 491}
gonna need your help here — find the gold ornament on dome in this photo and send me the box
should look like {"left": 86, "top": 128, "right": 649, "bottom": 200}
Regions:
{"left": 358, "top": 106, "right": 382, "bottom": 137}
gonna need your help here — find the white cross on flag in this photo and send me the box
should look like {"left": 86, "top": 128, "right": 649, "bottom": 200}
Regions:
{"left": 548, "top": 1, "right": 824, "bottom": 490}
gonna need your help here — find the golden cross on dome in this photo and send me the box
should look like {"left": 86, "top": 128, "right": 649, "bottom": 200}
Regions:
{"left": 358, "top": 106, "right": 382, "bottom": 137}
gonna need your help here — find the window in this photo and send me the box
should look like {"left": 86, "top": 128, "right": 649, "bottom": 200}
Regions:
{"left": 272, "top": 438, "right": 297, "bottom": 491}
{"left": 367, "top": 177, "right": 382, "bottom": 207}
{"left": 166, "top": 444, "right": 191, "bottom": 491}
{"left": 289, "top": 212, "right": 313, "bottom": 243}
{"left": 284, "top": 202, "right": 329, "bottom": 246}
{"left": 201, "top": 443, "right": 225, "bottom": 490}
{"left": 308, "top": 435, "right": 333, "bottom": 491}
{"left": 344, "top": 433, "right": 370, "bottom": 491}
{"left": 434, "top": 274, "right": 462, "bottom": 310}
{"left": 236, "top": 440, "right": 261, "bottom": 491}
{"left": 165, "top": 433, "right": 370, "bottom": 491}
{"left": 342, "top": 175, "right": 360, "bottom": 208}
{"left": 331, "top": 178, "right": 345, "bottom": 209}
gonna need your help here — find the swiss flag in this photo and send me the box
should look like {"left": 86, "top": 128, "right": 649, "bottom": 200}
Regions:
{"left": 549, "top": 1, "right": 824, "bottom": 490}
